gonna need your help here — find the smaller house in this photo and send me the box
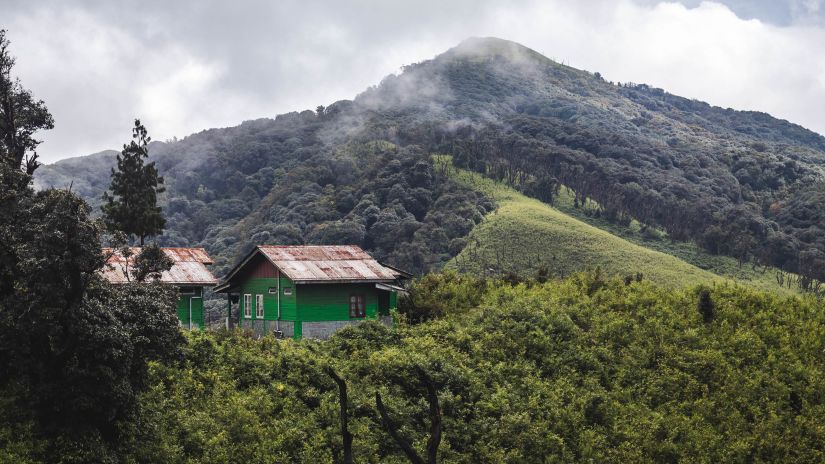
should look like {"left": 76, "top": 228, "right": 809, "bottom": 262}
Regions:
{"left": 215, "top": 245, "right": 409, "bottom": 339}
{"left": 101, "top": 247, "right": 219, "bottom": 329}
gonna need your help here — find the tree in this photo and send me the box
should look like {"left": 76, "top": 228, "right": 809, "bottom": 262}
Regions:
{"left": 0, "top": 183, "right": 183, "bottom": 456}
{"left": 102, "top": 120, "right": 166, "bottom": 245}
{"left": 132, "top": 243, "right": 174, "bottom": 282}
{"left": 697, "top": 287, "right": 715, "bottom": 323}
{"left": 325, "top": 367, "right": 353, "bottom": 464}
{"left": 0, "top": 29, "right": 54, "bottom": 174}
{"left": 0, "top": 33, "right": 183, "bottom": 458}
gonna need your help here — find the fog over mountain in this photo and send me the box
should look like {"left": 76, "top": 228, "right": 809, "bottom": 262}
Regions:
{"left": 35, "top": 38, "right": 825, "bottom": 294}
{"left": 4, "top": 0, "right": 825, "bottom": 162}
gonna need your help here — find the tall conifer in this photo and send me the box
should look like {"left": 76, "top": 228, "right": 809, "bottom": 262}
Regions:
{"left": 102, "top": 119, "right": 165, "bottom": 245}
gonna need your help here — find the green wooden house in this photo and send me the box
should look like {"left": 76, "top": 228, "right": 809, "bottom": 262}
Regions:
{"left": 214, "top": 245, "right": 409, "bottom": 339}
{"left": 101, "top": 247, "right": 219, "bottom": 329}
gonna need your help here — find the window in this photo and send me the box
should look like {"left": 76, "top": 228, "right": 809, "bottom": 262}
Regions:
{"left": 256, "top": 294, "right": 264, "bottom": 318}
{"left": 179, "top": 287, "right": 196, "bottom": 295}
{"left": 243, "top": 294, "right": 251, "bottom": 318}
{"left": 349, "top": 294, "right": 365, "bottom": 318}
{"left": 283, "top": 287, "right": 293, "bottom": 296}
{"left": 268, "top": 287, "right": 278, "bottom": 294}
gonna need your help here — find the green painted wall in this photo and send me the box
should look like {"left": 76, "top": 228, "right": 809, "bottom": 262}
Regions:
{"left": 176, "top": 291, "right": 204, "bottom": 329}
{"left": 238, "top": 276, "right": 297, "bottom": 323}
{"left": 389, "top": 291, "right": 397, "bottom": 312}
{"left": 296, "top": 283, "right": 382, "bottom": 321}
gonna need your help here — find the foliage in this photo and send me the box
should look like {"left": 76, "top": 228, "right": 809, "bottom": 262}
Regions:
{"left": 0, "top": 169, "right": 184, "bottom": 459}
{"left": 398, "top": 270, "right": 487, "bottom": 323}
{"left": 6, "top": 273, "right": 817, "bottom": 462}
{"left": 101, "top": 119, "right": 166, "bottom": 245}
{"left": 0, "top": 31, "right": 184, "bottom": 462}
{"left": 132, "top": 242, "right": 174, "bottom": 282}
{"left": 0, "top": 29, "right": 54, "bottom": 174}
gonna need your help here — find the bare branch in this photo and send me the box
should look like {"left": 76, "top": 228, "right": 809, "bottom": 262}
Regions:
{"left": 325, "top": 367, "right": 353, "bottom": 464}
{"left": 375, "top": 391, "right": 425, "bottom": 464}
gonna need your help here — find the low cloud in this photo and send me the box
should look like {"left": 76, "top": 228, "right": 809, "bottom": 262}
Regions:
{"left": 4, "top": 0, "right": 825, "bottom": 162}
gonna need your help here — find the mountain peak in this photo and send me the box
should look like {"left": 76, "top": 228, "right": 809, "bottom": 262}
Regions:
{"left": 439, "top": 37, "right": 550, "bottom": 65}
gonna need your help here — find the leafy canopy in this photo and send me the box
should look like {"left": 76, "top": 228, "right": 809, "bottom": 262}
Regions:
{"left": 0, "top": 29, "right": 53, "bottom": 175}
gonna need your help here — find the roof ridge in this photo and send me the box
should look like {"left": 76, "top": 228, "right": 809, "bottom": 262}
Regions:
{"left": 257, "top": 244, "right": 361, "bottom": 248}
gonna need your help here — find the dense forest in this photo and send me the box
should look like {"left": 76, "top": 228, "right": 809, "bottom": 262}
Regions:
{"left": 37, "top": 38, "right": 825, "bottom": 294}
{"left": 5, "top": 272, "right": 824, "bottom": 462}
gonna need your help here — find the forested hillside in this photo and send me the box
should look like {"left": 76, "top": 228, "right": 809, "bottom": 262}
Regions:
{"left": 443, "top": 162, "right": 798, "bottom": 295}
{"left": 36, "top": 37, "right": 825, "bottom": 292}
{"left": 7, "top": 273, "right": 823, "bottom": 462}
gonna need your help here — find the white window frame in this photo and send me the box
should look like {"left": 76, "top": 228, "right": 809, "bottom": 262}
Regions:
{"left": 256, "top": 294, "right": 264, "bottom": 319}
{"left": 283, "top": 287, "right": 293, "bottom": 296}
{"left": 243, "top": 294, "right": 251, "bottom": 318}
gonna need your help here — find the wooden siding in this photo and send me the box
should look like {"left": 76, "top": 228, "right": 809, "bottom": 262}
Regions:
{"left": 237, "top": 276, "right": 297, "bottom": 322}
{"left": 176, "top": 293, "right": 204, "bottom": 329}
{"left": 248, "top": 254, "right": 279, "bottom": 278}
{"left": 296, "top": 283, "right": 381, "bottom": 321}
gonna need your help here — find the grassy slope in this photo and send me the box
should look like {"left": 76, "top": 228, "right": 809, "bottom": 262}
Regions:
{"left": 550, "top": 187, "right": 796, "bottom": 292}
{"left": 445, "top": 164, "right": 796, "bottom": 295}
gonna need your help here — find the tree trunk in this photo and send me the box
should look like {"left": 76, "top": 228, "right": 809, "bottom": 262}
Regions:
{"left": 326, "top": 367, "right": 353, "bottom": 464}
{"left": 374, "top": 367, "right": 442, "bottom": 464}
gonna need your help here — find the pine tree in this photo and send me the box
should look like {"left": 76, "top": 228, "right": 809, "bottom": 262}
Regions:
{"left": 102, "top": 119, "right": 165, "bottom": 245}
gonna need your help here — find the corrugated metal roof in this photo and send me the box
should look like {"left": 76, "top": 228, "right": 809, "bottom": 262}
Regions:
{"left": 100, "top": 247, "right": 218, "bottom": 285}
{"left": 258, "top": 245, "right": 400, "bottom": 283}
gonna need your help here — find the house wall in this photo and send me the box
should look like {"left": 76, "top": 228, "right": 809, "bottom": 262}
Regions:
{"left": 176, "top": 288, "right": 204, "bottom": 330}
{"left": 296, "top": 283, "right": 381, "bottom": 321}
{"left": 295, "top": 284, "right": 397, "bottom": 339}
{"left": 237, "top": 275, "right": 297, "bottom": 323}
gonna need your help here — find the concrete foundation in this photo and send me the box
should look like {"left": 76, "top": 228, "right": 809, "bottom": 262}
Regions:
{"left": 239, "top": 317, "right": 393, "bottom": 340}
{"left": 238, "top": 319, "right": 294, "bottom": 338}
{"left": 302, "top": 316, "right": 394, "bottom": 340}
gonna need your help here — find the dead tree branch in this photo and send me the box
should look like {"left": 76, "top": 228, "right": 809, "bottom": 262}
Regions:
{"left": 325, "top": 367, "right": 353, "bottom": 464}
{"left": 374, "top": 367, "right": 442, "bottom": 464}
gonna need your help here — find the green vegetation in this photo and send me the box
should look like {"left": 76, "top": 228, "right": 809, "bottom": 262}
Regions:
{"left": 443, "top": 161, "right": 797, "bottom": 295}
{"left": 550, "top": 185, "right": 800, "bottom": 293}
{"left": 101, "top": 119, "right": 166, "bottom": 246}
{"left": 6, "top": 27, "right": 825, "bottom": 463}
{"left": 6, "top": 272, "right": 824, "bottom": 462}
{"left": 0, "top": 31, "right": 186, "bottom": 461}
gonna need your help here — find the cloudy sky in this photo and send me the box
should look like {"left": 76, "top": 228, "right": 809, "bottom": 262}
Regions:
{"left": 3, "top": 0, "right": 825, "bottom": 162}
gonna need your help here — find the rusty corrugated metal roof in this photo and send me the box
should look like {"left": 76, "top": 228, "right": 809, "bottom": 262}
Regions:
{"left": 258, "top": 245, "right": 399, "bottom": 283}
{"left": 100, "top": 247, "right": 218, "bottom": 285}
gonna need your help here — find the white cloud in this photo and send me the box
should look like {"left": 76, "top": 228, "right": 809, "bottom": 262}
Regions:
{"left": 4, "top": 0, "right": 825, "bottom": 162}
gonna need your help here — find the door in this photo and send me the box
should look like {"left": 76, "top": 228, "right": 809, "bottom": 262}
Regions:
{"left": 378, "top": 291, "right": 390, "bottom": 316}
{"left": 190, "top": 297, "right": 203, "bottom": 329}
{"left": 177, "top": 295, "right": 189, "bottom": 327}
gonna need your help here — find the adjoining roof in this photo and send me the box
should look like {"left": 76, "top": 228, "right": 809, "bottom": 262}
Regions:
{"left": 217, "top": 245, "right": 403, "bottom": 291}
{"left": 101, "top": 247, "right": 218, "bottom": 285}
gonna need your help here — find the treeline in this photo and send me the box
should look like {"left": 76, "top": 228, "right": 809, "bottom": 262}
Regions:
{"left": 423, "top": 117, "right": 825, "bottom": 292}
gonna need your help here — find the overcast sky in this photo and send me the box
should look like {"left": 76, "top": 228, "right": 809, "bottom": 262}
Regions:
{"left": 3, "top": 0, "right": 825, "bottom": 162}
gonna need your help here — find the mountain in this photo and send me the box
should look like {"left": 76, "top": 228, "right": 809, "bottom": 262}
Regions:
{"left": 34, "top": 37, "right": 825, "bottom": 293}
